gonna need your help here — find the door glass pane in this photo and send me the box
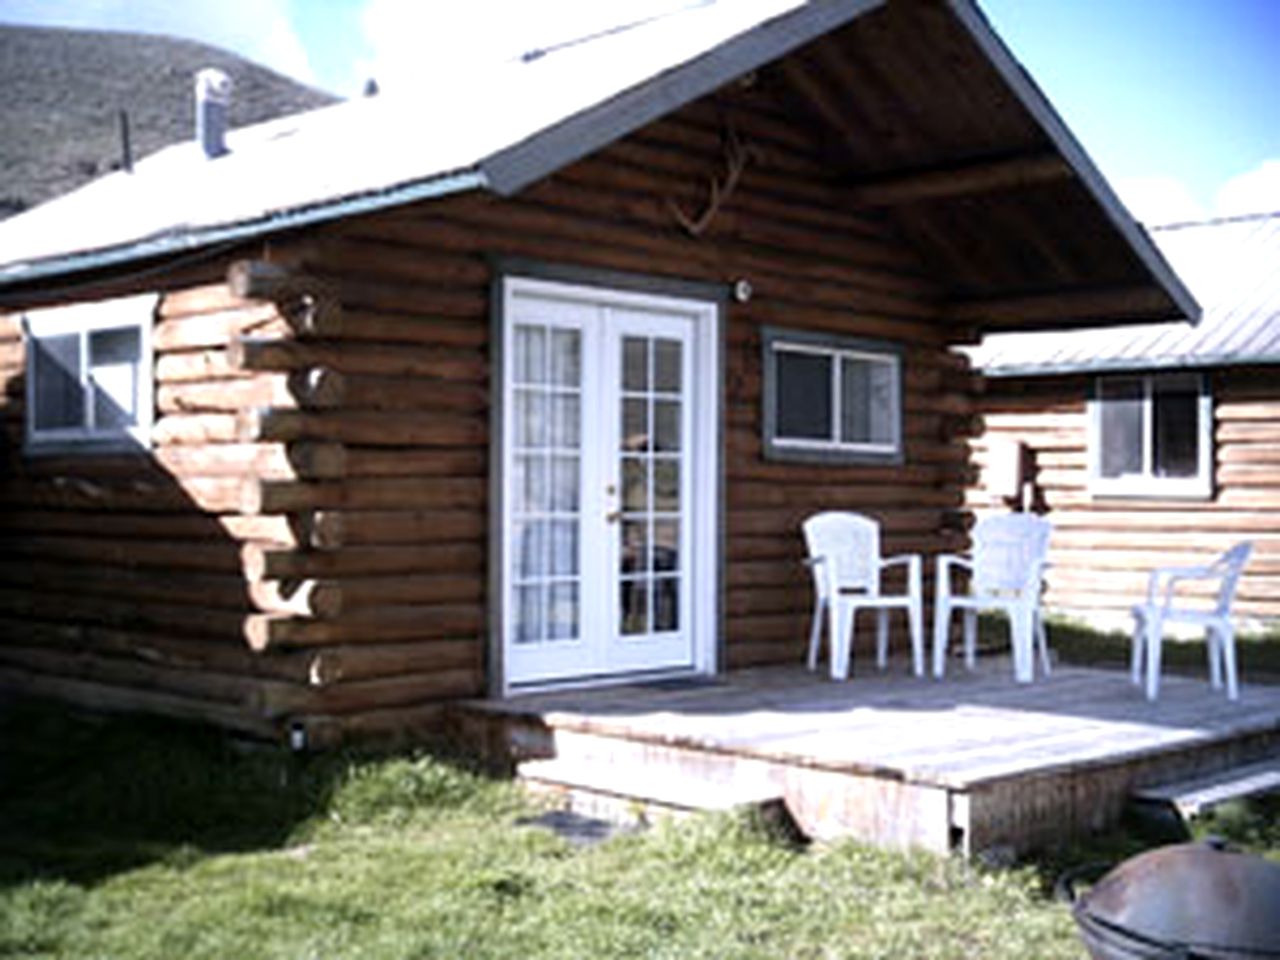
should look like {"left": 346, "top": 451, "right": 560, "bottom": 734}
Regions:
{"left": 654, "top": 459, "right": 679, "bottom": 511}
{"left": 1153, "top": 379, "right": 1199, "bottom": 478}
{"left": 653, "top": 577, "right": 679, "bottom": 632}
{"left": 653, "top": 519, "right": 680, "bottom": 572}
{"left": 550, "top": 394, "right": 580, "bottom": 448}
{"left": 621, "top": 579, "right": 649, "bottom": 635}
{"left": 549, "top": 520, "right": 579, "bottom": 576}
{"left": 654, "top": 339, "right": 681, "bottom": 392}
{"left": 1099, "top": 378, "right": 1143, "bottom": 478}
{"left": 516, "top": 520, "right": 547, "bottom": 578}
{"left": 550, "top": 328, "right": 580, "bottom": 386}
{"left": 654, "top": 400, "right": 681, "bottom": 452}
{"left": 547, "top": 583, "right": 579, "bottom": 640}
{"left": 33, "top": 333, "right": 84, "bottom": 431}
{"left": 622, "top": 398, "right": 649, "bottom": 452}
{"left": 514, "top": 586, "right": 543, "bottom": 644}
{"left": 621, "top": 519, "right": 648, "bottom": 573}
{"left": 514, "top": 389, "right": 547, "bottom": 447}
{"left": 623, "top": 337, "right": 648, "bottom": 391}
{"left": 775, "top": 350, "right": 832, "bottom": 441}
{"left": 515, "top": 454, "right": 547, "bottom": 512}
{"left": 550, "top": 455, "right": 579, "bottom": 511}
{"left": 621, "top": 458, "right": 649, "bottom": 511}
{"left": 515, "top": 326, "right": 546, "bottom": 384}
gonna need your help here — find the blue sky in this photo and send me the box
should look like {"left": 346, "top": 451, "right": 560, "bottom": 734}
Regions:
{"left": 2, "top": 0, "right": 1278, "bottom": 225}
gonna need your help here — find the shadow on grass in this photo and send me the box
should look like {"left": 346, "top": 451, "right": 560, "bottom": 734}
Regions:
{"left": 0, "top": 697, "right": 491, "bottom": 889}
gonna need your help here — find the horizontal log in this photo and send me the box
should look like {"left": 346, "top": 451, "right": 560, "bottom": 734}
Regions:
{"left": 0, "top": 558, "right": 257, "bottom": 611}
{"left": 0, "top": 643, "right": 260, "bottom": 707}
{"left": 152, "top": 413, "right": 240, "bottom": 445}
{"left": 243, "top": 603, "right": 485, "bottom": 650}
{"left": 7, "top": 534, "right": 242, "bottom": 574}
{"left": 256, "top": 668, "right": 483, "bottom": 718}
{"left": 343, "top": 447, "right": 486, "bottom": 479}
{"left": 307, "top": 639, "right": 481, "bottom": 686}
{"left": 845, "top": 153, "right": 1072, "bottom": 206}
{"left": 337, "top": 310, "right": 487, "bottom": 348}
{"left": 0, "top": 585, "right": 246, "bottom": 640}
{"left": 152, "top": 302, "right": 282, "bottom": 350}
{"left": 155, "top": 441, "right": 346, "bottom": 481}
{"left": 0, "top": 617, "right": 313, "bottom": 684}
{"left": 159, "top": 283, "right": 248, "bottom": 319}
{"left": 1, "top": 473, "right": 245, "bottom": 513}
{"left": 302, "top": 574, "right": 483, "bottom": 618}
{"left": 333, "top": 373, "right": 488, "bottom": 413}
{"left": 155, "top": 349, "right": 241, "bottom": 383}
{"left": 229, "top": 337, "right": 487, "bottom": 380}
{"left": 243, "top": 542, "right": 483, "bottom": 580}
{"left": 0, "top": 508, "right": 298, "bottom": 544}
{"left": 0, "top": 666, "right": 278, "bottom": 739}
{"left": 300, "top": 702, "right": 447, "bottom": 749}
{"left": 238, "top": 408, "right": 487, "bottom": 447}
{"left": 247, "top": 476, "right": 486, "bottom": 514}
{"left": 306, "top": 509, "right": 487, "bottom": 548}
{"left": 157, "top": 369, "right": 345, "bottom": 413}
{"left": 1218, "top": 422, "right": 1280, "bottom": 443}
{"left": 950, "top": 285, "right": 1175, "bottom": 326}
{"left": 1215, "top": 401, "right": 1280, "bottom": 422}
{"left": 227, "top": 259, "right": 338, "bottom": 303}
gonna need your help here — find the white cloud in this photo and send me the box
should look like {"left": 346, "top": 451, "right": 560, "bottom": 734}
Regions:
{"left": 1114, "top": 175, "right": 1207, "bottom": 227}
{"left": 1213, "top": 159, "right": 1280, "bottom": 218}
{"left": 0, "top": 0, "right": 316, "bottom": 85}
{"left": 355, "top": 0, "right": 705, "bottom": 93}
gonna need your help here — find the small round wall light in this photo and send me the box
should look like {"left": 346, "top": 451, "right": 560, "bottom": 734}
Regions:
{"left": 733, "top": 278, "right": 753, "bottom": 303}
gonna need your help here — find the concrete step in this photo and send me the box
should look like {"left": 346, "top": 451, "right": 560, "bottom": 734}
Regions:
{"left": 519, "top": 756, "right": 785, "bottom": 825}
{"left": 1134, "top": 758, "right": 1280, "bottom": 818}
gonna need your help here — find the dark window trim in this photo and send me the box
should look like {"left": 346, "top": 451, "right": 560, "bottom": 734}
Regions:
{"left": 1088, "top": 370, "right": 1213, "bottom": 500}
{"left": 761, "top": 325, "right": 904, "bottom": 466}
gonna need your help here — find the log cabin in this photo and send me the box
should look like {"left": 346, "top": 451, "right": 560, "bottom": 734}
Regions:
{"left": 968, "top": 211, "right": 1280, "bottom": 632}
{"left": 0, "top": 0, "right": 1197, "bottom": 746}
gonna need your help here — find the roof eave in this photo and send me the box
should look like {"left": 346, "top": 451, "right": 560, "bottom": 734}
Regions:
{"left": 946, "top": 0, "right": 1201, "bottom": 328}
{"left": 0, "top": 168, "right": 488, "bottom": 297}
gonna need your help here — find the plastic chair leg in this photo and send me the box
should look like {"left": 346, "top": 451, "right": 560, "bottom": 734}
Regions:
{"left": 1220, "top": 624, "right": 1239, "bottom": 701}
{"left": 829, "top": 598, "right": 856, "bottom": 681}
{"left": 874, "top": 609, "right": 889, "bottom": 669}
{"left": 806, "top": 596, "right": 825, "bottom": 671}
{"left": 1145, "top": 614, "right": 1164, "bottom": 701}
{"left": 932, "top": 602, "right": 950, "bottom": 678}
{"left": 908, "top": 594, "right": 924, "bottom": 677}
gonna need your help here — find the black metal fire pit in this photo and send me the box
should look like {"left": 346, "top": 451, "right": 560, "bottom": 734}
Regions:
{"left": 1062, "top": 842, "right": 1280, "bottom": 959}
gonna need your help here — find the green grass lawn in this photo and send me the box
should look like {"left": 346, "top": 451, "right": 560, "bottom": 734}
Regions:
{"left": 1, "top": 699, "right": 1275, "bottom": 959}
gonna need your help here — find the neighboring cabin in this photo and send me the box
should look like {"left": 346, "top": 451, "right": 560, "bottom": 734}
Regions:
{"left": 0, "top": 0, "right": 1195, "bottom": 745}
{"left": 968, "top": 212, "right": 1280, "bottom": 631}
{"left": 0, "top": 24, "right": 337, "bottom": 218}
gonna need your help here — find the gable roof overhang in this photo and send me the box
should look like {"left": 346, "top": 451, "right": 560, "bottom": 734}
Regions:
{"left": 0, "top": 0, "right": 1197, "bottom": 335}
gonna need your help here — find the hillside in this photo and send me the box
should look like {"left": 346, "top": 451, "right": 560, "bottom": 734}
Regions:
{"left": 0, "top": 24, "right": 338, "bottom": 219}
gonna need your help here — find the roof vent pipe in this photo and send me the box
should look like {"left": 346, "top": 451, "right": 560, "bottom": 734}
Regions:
{"left": 195, "top": 68, "right": 233, "bottom": 159}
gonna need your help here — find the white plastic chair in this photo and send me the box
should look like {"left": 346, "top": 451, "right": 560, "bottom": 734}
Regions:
{"left": 933, "top": 513, "right": 1052, "bottom": 683}
{"left": 802, "top": 511, "right": 924, "bottom": 681}
{"left": 1130, "top": 541, "right": 1253, "bottom": 701}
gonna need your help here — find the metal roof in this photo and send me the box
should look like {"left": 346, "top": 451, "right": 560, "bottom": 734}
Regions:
{"left": 970, "top": 211, "right": 1280, "bottom": 376}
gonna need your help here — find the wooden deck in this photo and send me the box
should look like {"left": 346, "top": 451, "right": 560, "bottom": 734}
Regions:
{"left": 451, "top": 661, "right": 1280, "bottom": 856}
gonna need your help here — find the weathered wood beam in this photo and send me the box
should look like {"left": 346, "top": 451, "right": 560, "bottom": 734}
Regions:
{"left": 846, "top": 153, "right": 1073, "bottom": 206}
{"left": 947, "top": 285, "right": 1175, "bottom": 326}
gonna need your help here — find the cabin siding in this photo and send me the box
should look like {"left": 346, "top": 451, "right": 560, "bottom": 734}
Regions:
{"left": 968, "top": 368, "right": 1280, "bottom": 627}
{"left": 0, "top": 93, "right": 978, "bottom": 743}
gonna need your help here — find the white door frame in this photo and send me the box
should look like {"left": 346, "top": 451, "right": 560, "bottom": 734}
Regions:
{"left": 492, "top": 274, "right": 721, "bottom": 696}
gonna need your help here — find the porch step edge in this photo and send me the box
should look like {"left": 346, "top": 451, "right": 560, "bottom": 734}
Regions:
{"left": 1133, "top": 757, "right": 1280, "bottom": 817}
{"left": 518, "top": 757, "right": 784, "bottom": 813}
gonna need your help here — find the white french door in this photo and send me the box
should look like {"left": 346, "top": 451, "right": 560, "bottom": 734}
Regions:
{"left": 500, "top": 277, "right": 718, "bottom": 691}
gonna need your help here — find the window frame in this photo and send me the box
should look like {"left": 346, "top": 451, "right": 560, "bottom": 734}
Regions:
{"left": 761, "top": 325, "right": 903, "bottom": 465}
{"left": 1087, "top": 370, "right": 1213, "bottom": 500}
{"left": 23, "top": 293, "right": 156, "bottom": 455}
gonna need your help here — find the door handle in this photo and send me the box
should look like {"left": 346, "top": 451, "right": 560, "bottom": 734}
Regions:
{"left": 605, "top": 510, "right": 621, "bottom": 524}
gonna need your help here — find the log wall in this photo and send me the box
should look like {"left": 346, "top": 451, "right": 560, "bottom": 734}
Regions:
{"left": 967, "top": 369, "right": 1280, "bottom": 628}
{"left": 0, "top": 84, "right": 978, "bottom": 743}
